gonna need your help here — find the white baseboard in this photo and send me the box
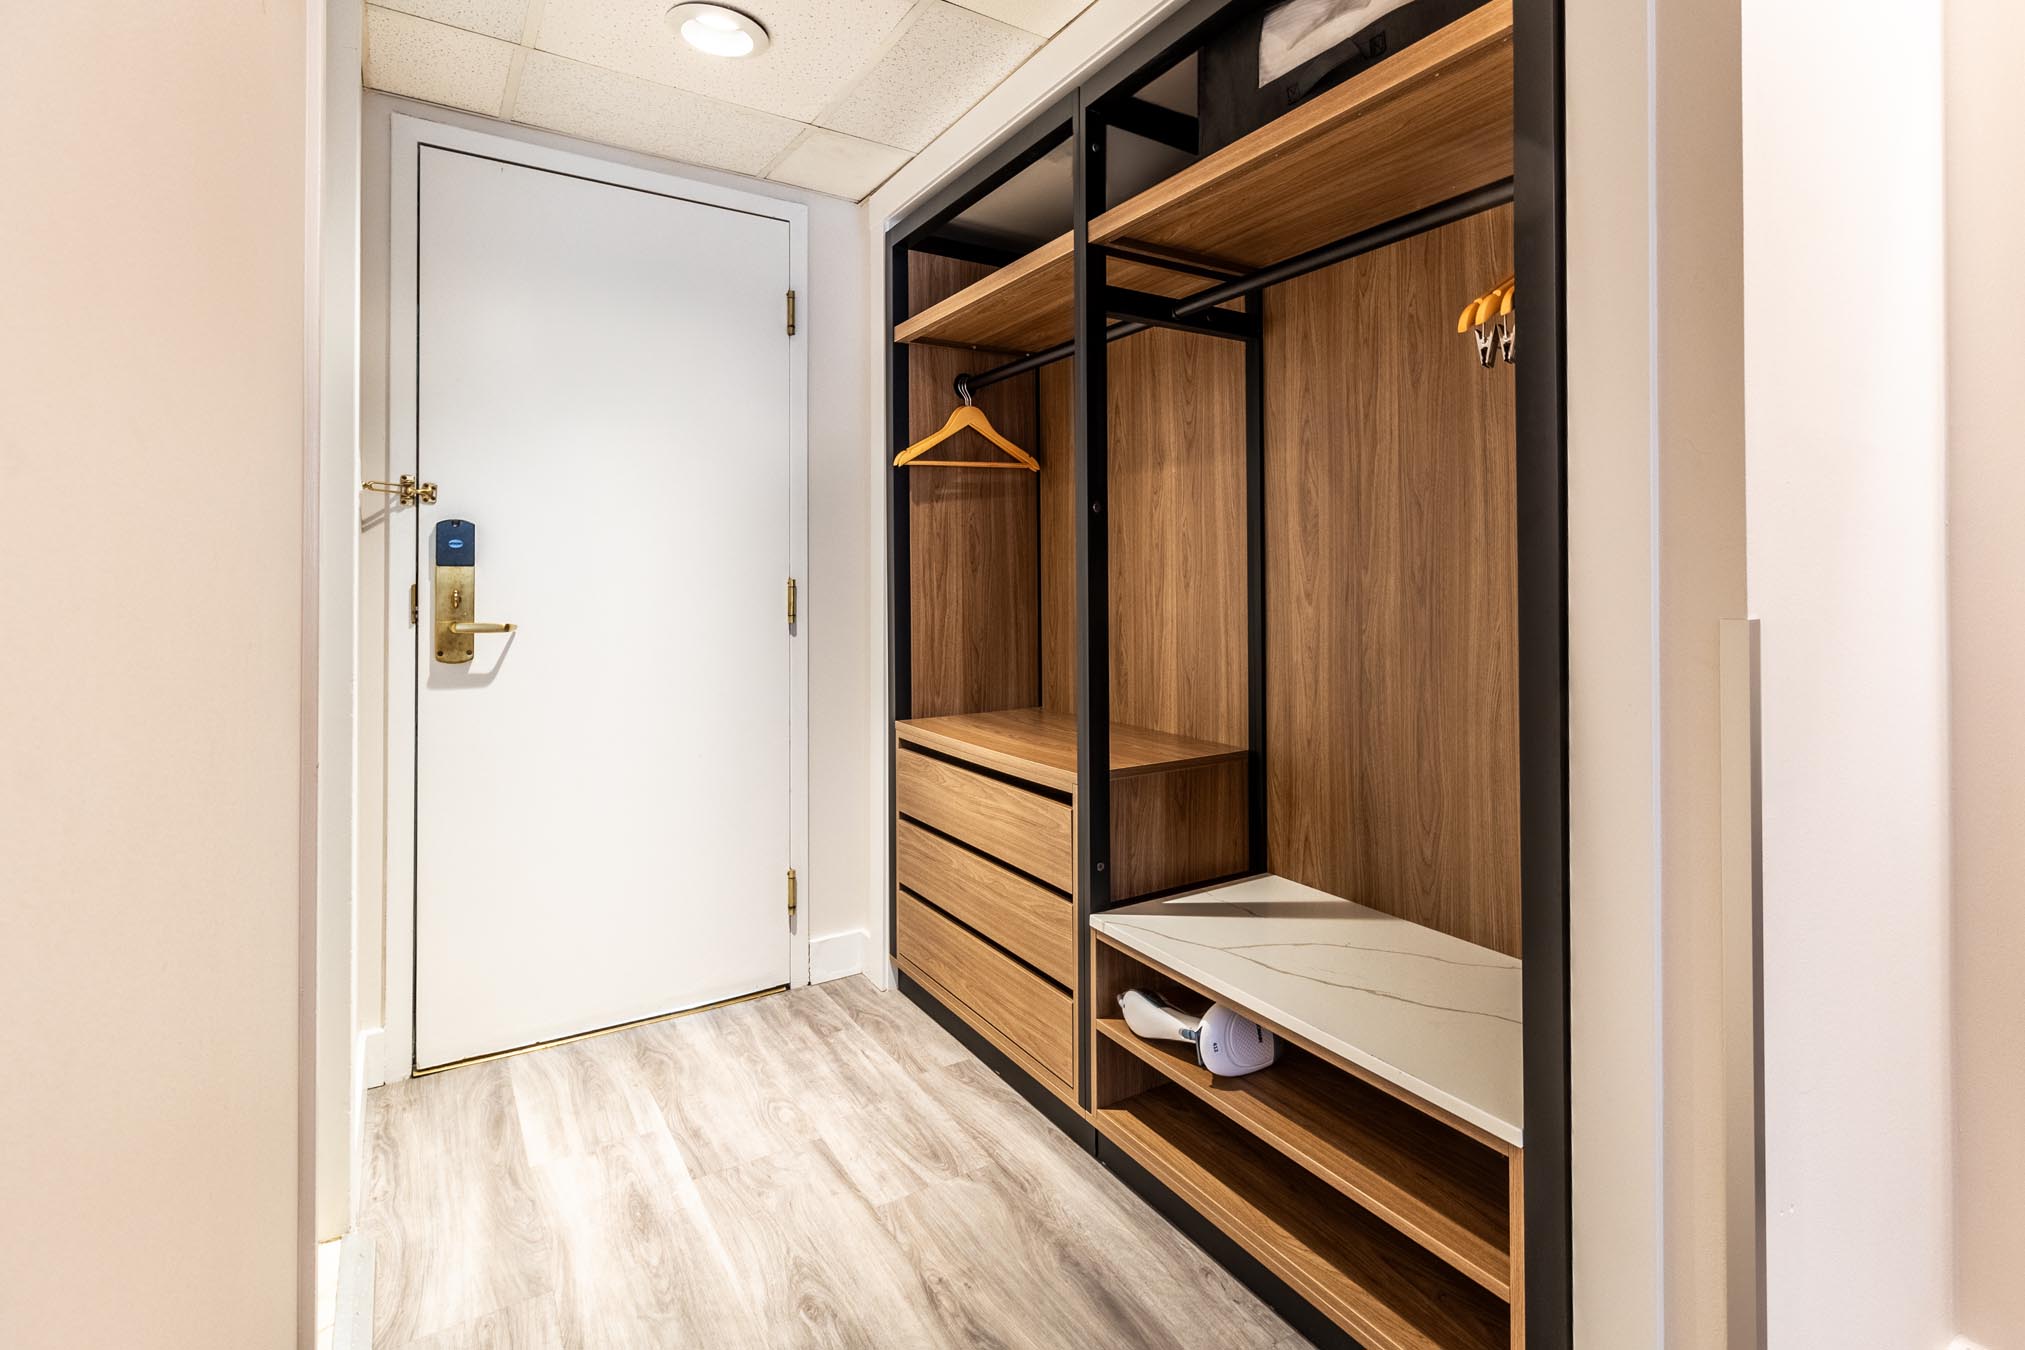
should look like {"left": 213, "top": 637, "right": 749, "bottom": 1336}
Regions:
{"left": 359, "top": 1025, "right": 387, "bottom": 1090}
{"left": 347, "top": 1026, "right": 385, "bottom": 1231}
{"left": 332, "top": 1231, "right": 375, "bottom": 1350}
{"left": 809, "top": 929, "right": 868, "bottom": 984}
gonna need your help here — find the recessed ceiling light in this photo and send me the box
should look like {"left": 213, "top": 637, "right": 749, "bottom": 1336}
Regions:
{"left": 666, "top": 4, "right": 770, "bottom": 58}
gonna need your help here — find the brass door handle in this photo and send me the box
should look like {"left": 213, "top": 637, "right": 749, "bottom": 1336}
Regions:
{"left": 448, "top": 621, "right": 516, "bottom": 634}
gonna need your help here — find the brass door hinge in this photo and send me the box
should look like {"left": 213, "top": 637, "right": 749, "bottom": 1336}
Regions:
{"left": 409, "top": 583, "right": 419, "bottom": 627}
{"left": 787, "top": 577, "right": 798, "bottom": 630}
{"left": 785, "top": 290, "right": 797, "bottom": 337}
{"left": 787, "top": 867, "right": 798, "bottom": 926}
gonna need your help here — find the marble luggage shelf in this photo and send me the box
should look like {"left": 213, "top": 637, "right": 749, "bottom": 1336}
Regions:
{"left": 1090, "top": 873, "right": 1523, "bottom": 1147}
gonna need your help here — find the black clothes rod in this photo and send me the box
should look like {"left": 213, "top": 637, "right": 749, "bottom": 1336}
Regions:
{"left": 1171, "top": 178, "right": 1517, "bottom": 318}
{"left": 956, "top": 176, "right": 1517, "bottom": 396}
{"left": 957, "top": 320, "right": 1151, "bottom": 399}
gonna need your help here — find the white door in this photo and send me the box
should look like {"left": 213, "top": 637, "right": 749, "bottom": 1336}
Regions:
{"left": 410, "top": 145, "right": 795, "bottom": 1070}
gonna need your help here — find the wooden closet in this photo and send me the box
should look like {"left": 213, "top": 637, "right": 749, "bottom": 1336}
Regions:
{"left": 885, "top": 3, "right": 1567, "bottom": 1346}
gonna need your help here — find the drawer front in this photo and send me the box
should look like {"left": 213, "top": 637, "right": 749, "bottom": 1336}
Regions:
{"left": 895, "top": 747, "right": 1073, "bottom": 891}
{"left": 896, "top": 891, "right": 1074, "bottom": 1089}
{"left": 897, "top": 820, "right": 1074, "bottom": 987}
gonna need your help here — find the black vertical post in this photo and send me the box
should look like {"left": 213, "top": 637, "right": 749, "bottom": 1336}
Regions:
{"left": 1071, "top": 91, "right": 1111, "bottom": 1107}
{"left": 1243, "top": 315, "right": 1267, "bottom": 874}
{"left": 1514, "top": 0, "right": 1572, "bottom": 1343}
{"left": 887, "top": 241, "right": 913, "bottom": 961}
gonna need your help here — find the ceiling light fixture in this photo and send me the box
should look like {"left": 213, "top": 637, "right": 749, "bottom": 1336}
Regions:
{"left": 666, "top": 3, "right": 771, "bottom": 58}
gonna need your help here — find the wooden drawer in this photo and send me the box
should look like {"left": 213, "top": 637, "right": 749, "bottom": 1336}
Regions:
{"left": 897, "top": 820, "right": 1074, "bottom": 986}
{"left": 896, "top": 891, "right": 1074, "bottom": 1089}
{"left": 895, "top": 747, "right": 1073, "bottom": 891}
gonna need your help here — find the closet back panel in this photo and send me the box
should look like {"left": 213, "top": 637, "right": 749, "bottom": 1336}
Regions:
{"left": 1264, "top": 206, "right": 1521, "bottom": 956}
{"left": 1037, "top": 329, "right": 1249, "bottom": 748}
{"left": 907, "top": 254, "right": 1040, "bottom": 718}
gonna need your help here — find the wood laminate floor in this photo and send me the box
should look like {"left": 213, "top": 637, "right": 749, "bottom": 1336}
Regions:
{"left": 359, "top": 977, "right": 1309, "bottom": 1350}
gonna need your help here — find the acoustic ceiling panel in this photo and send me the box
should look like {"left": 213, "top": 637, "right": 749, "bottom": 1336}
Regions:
{"left": 365, "top": 7, "right": 516, "bottom": 118}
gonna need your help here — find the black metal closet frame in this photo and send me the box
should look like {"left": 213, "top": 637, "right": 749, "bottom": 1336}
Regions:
{"left": 884, "top": 2, "right": 1569, "bottom": 1343}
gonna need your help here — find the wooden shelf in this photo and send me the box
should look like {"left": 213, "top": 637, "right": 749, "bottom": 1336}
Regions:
{"left": 1098, "top": 1086, "right": 1509, "bottom": 1350}
{"left": 1095, "top": 1018, "right": 1509, "bottom": 1297}
{"left": 895, "top": 246, "right": 1241, "bottom": 355}
{"left": 896, "top": 707, "right": 1243, "bottom": 794}
{"left": 894, "top": 1, "right": 1512, "bottom": 353}
{"left": 1092, "top": 0, "right": 1513, "bottom": 269}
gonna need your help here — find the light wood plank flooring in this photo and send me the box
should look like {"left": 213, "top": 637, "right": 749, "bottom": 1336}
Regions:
{"left": 359, "top": 977, "right": 1309, "bottom": 1350}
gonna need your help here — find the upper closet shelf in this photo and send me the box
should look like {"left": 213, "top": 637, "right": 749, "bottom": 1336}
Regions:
{"left": 894, "top": 0, "right": 1512, "bottom": 354}
{"left": 1091, "top": 872, "right": 1523, "bottom": 1147}
{"left": 894, "top": 245, "right": 1235, "bottom": 354}
{"left": 1092, "top": 0, "right": 1513, "bottom": 268}
{"left": 896, "top": 708, "right": 1243, "bottom": 794}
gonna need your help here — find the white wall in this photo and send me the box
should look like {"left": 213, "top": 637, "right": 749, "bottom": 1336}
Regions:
{"left": 1743, "top": 2, "right": 1955, "bottom": 1346}
{"left": 355, "top": 95, "right": 873, "bottom": 1072}
{"left": 1946, "top": 1, "right": 2025, "bottom": 1344}
{"left": 0, "top": 4, "right": 309, "bottom": 1348}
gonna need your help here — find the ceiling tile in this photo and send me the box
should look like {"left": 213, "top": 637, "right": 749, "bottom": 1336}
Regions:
{"left": 364, "top": 7, "right": 517, "bottom": 117}
{"left": 534, "top": 0, "right": 916, "bottom": 124}
{"left": 945, "top": 0, "right": 1093, "bottom": 37}
{"left": 767, "top": 128, "right": 911, "bottom": 201}
{"left": 512, "top": 51, "right": 804, "bottom": 176}
{"left": 372, "top": 0, "right": 530, "bottom": 42}
{"left": 820, "top": 3, "right": 1040, "bottom": 153}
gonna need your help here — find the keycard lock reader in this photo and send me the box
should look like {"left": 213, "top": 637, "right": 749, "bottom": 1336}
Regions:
{"left": 433, "top": 518, "right": 516, "bottom": 664}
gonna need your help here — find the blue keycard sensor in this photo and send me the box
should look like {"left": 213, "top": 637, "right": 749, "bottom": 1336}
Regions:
{"left": 435, "top": 519, "right": 475, "bottom": 567}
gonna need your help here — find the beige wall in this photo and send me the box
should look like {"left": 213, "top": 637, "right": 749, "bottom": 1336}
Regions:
{"left": 0, "top": 5, "right": 308, "bottom": 1349}
{"left": 1563, "top": 0, "right": 1750, "bottom": 1341}
{"left": 1947, "top": 1, "right": 2025, "bottom": 1344}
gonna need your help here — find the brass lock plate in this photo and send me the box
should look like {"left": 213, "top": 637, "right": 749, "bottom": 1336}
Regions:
{"left": 435, "top": 563, "right": 476, "bottom": 665}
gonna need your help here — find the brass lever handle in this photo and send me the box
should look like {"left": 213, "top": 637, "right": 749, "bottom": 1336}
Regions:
{"left": 448, "top": 621, "right": 516, "bottom": 634}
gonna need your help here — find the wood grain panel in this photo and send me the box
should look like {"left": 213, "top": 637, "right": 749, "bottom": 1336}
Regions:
{"left": 1093, "top": 1021, "right": 1510, "bottom": 1297}
{"left": 897, "top": 707, "right": 1244, "bottom": 793}
{"left": 1111, "top": 760, "right": 1249, "bottom": 902}
{"left": 1037, "top": 329, "right": 1249, "bottom": 749}
{"left": 1108, "top": 328, "right": 1249, "bottom": 746}
{"left": 897, "top": 820, "right": 1075, "bottom": 986}
{"left": 1093, "top": 2, "right": 1512, "bottom": 271}
{"left": 895, "top": 747, "right": 1073, "bottom": 891}
{"left": 1098, "top": 1087, "right": 1510, "bottom": 1350}
{"left": 1039, "top": 361, "right": 1077, "bottom": 718}
{"left": 1088, "top": 935, "right": 1190, "bottom": 1110}
{"left": 896, "top": 891, "right": 1075, "bottom": 1088}
{"left": 1264, "top": 206, "right": 1521, "bottom": 956}
{"left": 906, "top": 253, "right": 1040, "bottom": 718}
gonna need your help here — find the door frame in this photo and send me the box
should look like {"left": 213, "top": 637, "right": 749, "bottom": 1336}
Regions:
{"left": 381, "top": 112, "right": 811, "bottom": 1080}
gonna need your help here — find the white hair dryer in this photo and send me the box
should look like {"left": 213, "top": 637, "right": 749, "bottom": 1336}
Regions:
{"left": 1119, "top": 989, "right": 1277, "bottom": 1077}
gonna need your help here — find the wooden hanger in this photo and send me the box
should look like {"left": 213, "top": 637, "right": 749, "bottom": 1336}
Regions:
{"left": 893, "top": 383, "right": 1039, "bottom": 472}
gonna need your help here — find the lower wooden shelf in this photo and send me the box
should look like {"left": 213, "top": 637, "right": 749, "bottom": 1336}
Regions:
{"left": 1094, "top": 1018, "right": 1510, "bottom": 1297}
{"left": 1097, "top": 1086, "right": 1509, "bottom": 1350}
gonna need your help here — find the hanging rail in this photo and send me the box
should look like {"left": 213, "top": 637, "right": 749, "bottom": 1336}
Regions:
{"left": 954, "top": 176, "right": 1517, "bottom": 396}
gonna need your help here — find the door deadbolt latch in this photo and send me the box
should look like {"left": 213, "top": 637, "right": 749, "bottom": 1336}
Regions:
{"left": 433, "top": 519, "right": 516, "bottom": 664}
{"left": 363, "top": 474, "right": 438, "bottom": 506}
